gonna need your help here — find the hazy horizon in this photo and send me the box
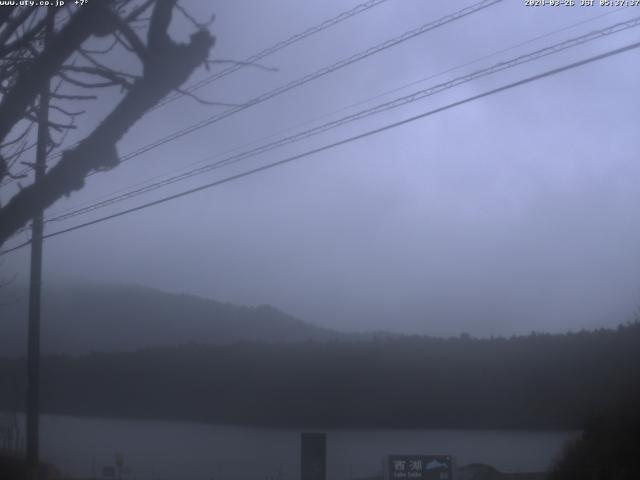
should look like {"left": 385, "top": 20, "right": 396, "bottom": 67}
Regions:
{"left": 2, "top": 278, "right": 637, "bottom": 338}
{"left": 2, "top": 0, "right": 640, "bottom": 338}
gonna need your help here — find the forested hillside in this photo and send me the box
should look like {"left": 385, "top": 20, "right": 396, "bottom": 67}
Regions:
{"left": 1, "top": 322, "right": 639, "bottom": 429}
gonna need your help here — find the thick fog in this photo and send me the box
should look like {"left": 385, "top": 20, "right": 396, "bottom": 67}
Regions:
{"left": 2, "top": 0, "right": 640, "bottom": 336}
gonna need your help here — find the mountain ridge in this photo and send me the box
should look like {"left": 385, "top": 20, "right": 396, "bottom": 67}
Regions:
{"left": 0, "top": 282, "right": 358, "bottom": 356}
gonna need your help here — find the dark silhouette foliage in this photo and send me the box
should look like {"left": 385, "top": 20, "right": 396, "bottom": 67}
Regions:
{"left": 0, "top": 453, "right": 59, "bottom": 480}
{"left": 550, "top": 404, "right": 640, "bottom": 480}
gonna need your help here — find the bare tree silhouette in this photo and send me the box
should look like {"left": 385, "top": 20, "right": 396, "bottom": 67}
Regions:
{"left": 0, "top": 0, "right": 215, "bottom": 248}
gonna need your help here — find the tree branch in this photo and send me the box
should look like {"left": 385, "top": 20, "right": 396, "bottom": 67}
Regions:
{"left": 0, "top": 3, "right": 108, "bottom": 144}
{"left": 0, "top": 0, "right": 215, "bottom": 247}
{"left": 0, "top": 10, "right": 53, "bottom": 57}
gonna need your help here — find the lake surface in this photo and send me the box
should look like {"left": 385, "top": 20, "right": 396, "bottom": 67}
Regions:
{"left": 15, "top": 414, "right": 577, "bottom": 480}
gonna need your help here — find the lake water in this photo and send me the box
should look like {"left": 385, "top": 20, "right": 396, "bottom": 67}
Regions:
{"left": 15, "top": 414, "right": 578, "bottom": 480}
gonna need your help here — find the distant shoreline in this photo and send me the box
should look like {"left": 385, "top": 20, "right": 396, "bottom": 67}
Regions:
{"left": 3, "top": 410, "right": 583, "bottom": 433}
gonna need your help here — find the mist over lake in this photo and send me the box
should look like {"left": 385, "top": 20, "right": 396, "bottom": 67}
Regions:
{"left": 27, "top": 414, "right": 576, "bottom": 480}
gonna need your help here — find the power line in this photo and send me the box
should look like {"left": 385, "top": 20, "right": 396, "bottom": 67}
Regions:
{"left": 2, "top": 0, "right": 506, "bottom": 240}
{"left": 0, "top": 0, "right": 392, "bottom": 187}
{"left": 44, "top": 5, "right": 631, "bottom": 222}
{"left": 8, "top": 0, "right": 493, "bottom": 190}
{"left": 112, "top": 0, "right": 501, "bottom": 166}
{"left": 331, "top": 4, "right": 631, "bottom": 119}
{"left": 41, "top": 14, "right": 640, "bottom": 225}
{"left": 155, "top": 0, "right": 392, "bottom": 109}
{"left": 29, "top": 0, "right": 512, "bottom": 223}
{"left": 2, "top": 39, "right": 638, "bottom": 257}
{"left": 5, "top": 0, "right": 501, "bottom": 187}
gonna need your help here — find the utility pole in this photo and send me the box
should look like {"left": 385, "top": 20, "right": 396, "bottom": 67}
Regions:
{"left": 26, "top": 11, "right": 53, "bottom": 480}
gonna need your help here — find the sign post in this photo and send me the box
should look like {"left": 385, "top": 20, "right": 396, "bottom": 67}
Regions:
{"left": 384, "top": 455, "right": 455, "bottom": 480}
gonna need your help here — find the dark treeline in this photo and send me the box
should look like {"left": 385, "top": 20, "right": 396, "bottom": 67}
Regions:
{"left": 1, "top": 322, "right": 639, "bottom": 429}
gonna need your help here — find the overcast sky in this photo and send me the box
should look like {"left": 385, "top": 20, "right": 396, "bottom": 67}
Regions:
{"left": 2, "top": 0, "right": 640, "bottom": 337}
